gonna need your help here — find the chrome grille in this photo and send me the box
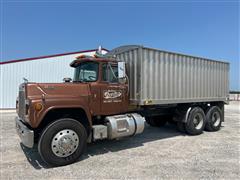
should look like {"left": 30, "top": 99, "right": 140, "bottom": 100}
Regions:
{"left": 18, "top": 84, "right": 26, "bottom": 120}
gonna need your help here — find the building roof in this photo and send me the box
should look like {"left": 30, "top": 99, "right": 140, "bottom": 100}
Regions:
{"left": 0, "top": 48, "right": 109, "bottom": 65}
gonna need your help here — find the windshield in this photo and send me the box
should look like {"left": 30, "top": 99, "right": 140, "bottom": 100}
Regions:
{"left": 73, "top": 62, "right": 99, "bottom": 82}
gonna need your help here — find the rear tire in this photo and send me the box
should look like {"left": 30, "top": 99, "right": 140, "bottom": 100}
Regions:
{"left": 185, "top": 107, "right": 206, "bottom": 135}
{"left": 38, "top": 118, "right": 87, "bottom": 166}
{"left": 205, "top": 106, "right": 223, "bottom": 132}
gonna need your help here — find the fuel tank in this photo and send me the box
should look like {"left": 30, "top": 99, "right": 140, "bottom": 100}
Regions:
{"left": 105, "top": 113, "right": 145, "bottom": 139}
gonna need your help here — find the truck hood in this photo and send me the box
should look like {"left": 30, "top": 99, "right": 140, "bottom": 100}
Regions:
{"left": 25, "top": 82, "right": 90, "bottom": 99}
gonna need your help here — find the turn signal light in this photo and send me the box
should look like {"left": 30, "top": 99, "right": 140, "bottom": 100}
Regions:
{"left": 34, "top": 103, "right": 43, "bottom": 111}
{"left": 76, "top": 54, "right": 86, "bottom": 59}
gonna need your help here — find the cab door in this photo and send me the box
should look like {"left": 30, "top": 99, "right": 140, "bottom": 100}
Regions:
{"left": 100, "top": 62, "right": 128, "bottom": 115}
{"left": 75, "top": 61, "right": 101, "bottom": 115}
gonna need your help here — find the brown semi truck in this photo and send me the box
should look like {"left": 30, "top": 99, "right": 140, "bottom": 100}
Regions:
{"left": 15, "top": 45, "right": 229, "bottom": 166}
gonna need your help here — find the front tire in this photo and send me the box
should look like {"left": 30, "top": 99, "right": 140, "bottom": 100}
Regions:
{"left": 38, "top": 118, "right": 87, "bottom": 166}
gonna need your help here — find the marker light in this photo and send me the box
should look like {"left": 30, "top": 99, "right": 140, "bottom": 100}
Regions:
{"left": 76, "top": 54, "right": 86, "bottom": 59}
{"left": 34, "top": 103, "right": 43, "bottom": 111}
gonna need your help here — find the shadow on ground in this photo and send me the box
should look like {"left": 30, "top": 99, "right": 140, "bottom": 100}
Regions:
{"left": 20, "top": 123, "right": 184, "bottom": 169}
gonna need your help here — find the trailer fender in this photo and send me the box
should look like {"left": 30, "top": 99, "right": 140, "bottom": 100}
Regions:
{"left": 183, "top": 107, "right": 192, "bottom": 123}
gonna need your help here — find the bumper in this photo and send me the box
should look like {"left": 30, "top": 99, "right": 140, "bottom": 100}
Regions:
{"left": 15, "top": 117, "right": 34, "bottom": 148}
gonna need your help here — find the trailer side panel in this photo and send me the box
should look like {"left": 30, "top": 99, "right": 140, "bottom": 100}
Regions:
{"left": 113, "top": 46, "right": 229, "bottom": 105}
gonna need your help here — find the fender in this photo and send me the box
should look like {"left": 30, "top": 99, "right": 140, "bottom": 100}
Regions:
{"left": 183, "top": 107, "right": 192, "bottom": 123}
{"left": 32, "top": 104, "right": 92, "bottom": 128}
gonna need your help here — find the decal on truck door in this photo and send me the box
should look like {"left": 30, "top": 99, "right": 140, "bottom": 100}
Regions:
{"left": 103, "top": 90, "right": 122, "bottom": 103}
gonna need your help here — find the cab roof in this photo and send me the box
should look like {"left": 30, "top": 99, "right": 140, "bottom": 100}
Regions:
{"left": 70, "top": 57, "right": 117, "bottom": 67}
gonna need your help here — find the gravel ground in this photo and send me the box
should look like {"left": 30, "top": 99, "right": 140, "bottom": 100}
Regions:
{"left": 0, "top": 102, "right": 239, "bottom": 179}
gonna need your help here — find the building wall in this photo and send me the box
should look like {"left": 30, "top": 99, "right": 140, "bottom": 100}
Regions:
{"left": 0, "top": 49, "right": 107, "bottom": 108}
{"left": 229, "top": 94, "right": 240, "bottom": 101}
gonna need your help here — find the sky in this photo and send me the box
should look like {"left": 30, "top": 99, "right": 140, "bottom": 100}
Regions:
{"left": 0, "top": 0, "right": 239, "bottom": 90}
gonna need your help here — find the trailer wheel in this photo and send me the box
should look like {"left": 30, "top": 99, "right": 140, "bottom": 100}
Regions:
{"left": 145, "top": 116, "right": 167, "bottom": 127}
{"left": 38, "top": 118, "right": 87, "bottom": 166}
{"left": 205, "top": 106, "right": 223, "bottom": 132}
{"left": 185, "top": 107, "right": 206, "bottom": 135}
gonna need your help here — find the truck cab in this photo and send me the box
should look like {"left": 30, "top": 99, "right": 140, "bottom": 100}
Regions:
{"left": 70, "top": 57, "right": 129, "bottom": 115}
{"left": 15, "top": 55, "right": 145, "bottom": 166}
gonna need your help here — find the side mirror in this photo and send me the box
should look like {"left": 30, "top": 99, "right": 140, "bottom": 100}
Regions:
{"left": 118, "top": 61, "right": 126, "bottom": 78}
{"left": 63, "top": 77, "right": 72, "bottom": 83}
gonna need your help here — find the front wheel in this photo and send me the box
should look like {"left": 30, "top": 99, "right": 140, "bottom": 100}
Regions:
{"left": 38, "top": 118, "right": 87, "bottom": 166}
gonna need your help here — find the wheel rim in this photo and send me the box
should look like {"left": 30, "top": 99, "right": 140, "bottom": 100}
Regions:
{"left": 193, "top": 113, "right": 204, "bottom": 130}
{"left": 51, "top": 129, "right": 79, "bottom": 157}
{"left": 212, "top": 111, "right": 221, "bottom": 127}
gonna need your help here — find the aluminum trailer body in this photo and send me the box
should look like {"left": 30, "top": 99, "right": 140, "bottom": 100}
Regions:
{"left": 108, "top": 45, "right": 229, "bottom": 105}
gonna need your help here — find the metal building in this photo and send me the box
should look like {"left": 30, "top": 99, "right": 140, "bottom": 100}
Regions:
{"left": 0, "top": 48, "right": 108, "bottom": 108}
